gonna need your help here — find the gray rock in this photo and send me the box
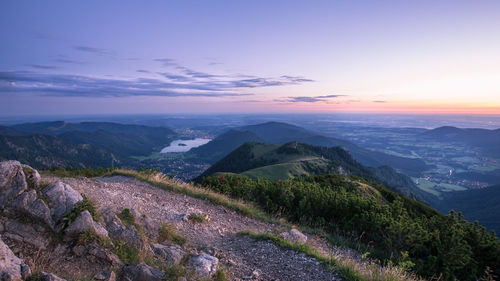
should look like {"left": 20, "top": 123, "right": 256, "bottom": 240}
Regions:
{"left": 120, "top": 263, "right": 164, "bottom": 281}
{"left": 21, "top": 164, "right": 41, "bottom": 189}
{"left": 280, "top": 228, "right": 307, "bottom": 244}
{"left": 0, "top": 237, "right": 23, "bottom": 281}
{"left": 189, "top": 253, "right": 218, "bottom": 278}
{"left": 20, "top": 264, "right": 31, "bottom": 280}
{"left": 43, "top": 181, "right": 83, "bottom": 223}
{"left": 11, "top": 190, "right": 54, "bottom": 229}
{"left": 4, "top": 220, "right": 49, "bottom": 249}
{"left": 93, "top": 271, "right": 116, "bottom": 281}
{"left": 87, "top": 244, "right": 123, "bottom": 267}
{"left": 64, "top": 211, "right": 108, "bottom": 240}
{"left": 0, "top": 160, "right": 27, "bottom": 206}
{"left": 130, "top": 209, "right": 158, "bottom": 237}
{"left": 151, "top": 244, "right": 184, "bottom": 265}
{"left": 102, "top": 210, "right": 145, "bottom": 250}
{"left": 40, "top": 272, "right": 66, "bottom": 281}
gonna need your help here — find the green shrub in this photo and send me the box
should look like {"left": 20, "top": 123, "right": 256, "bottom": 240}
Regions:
{"left": 77, "top": 229, "right": 110, "bottom": 247}
{"left": 112, "top": 240, "right": 140, "bottom": 264}
{"left": 117, "top": 208, "right": 135, "bottom": 227}
{"left": 158, "top": 223, "right": 186, "bottom": 246}
{"left": 188, "top": 213, "right": 206, "bottom": 223}
{"left": 64, "top": 194, "right": 100, "bottom": 227}
{"left": 203, "top": 174, "right": 500, "bottom": 281}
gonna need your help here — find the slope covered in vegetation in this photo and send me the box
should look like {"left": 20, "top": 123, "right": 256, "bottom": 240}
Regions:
{"left": 201, "top": 174, "right": 500, "bottom": 280}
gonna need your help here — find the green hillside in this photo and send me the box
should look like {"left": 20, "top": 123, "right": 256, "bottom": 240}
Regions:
{"left": 439, "top": 184, "right": 500, "bottom": 235}
{"left": 201, "top": 173, "right": 500, "bottom": 280}
{"left": 197, "top": 142, "right": 426, "bottom": 201}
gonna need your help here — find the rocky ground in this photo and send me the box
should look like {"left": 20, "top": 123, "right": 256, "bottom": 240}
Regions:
{"left": 0, "top": 160, "right": 344, "bottom": 281}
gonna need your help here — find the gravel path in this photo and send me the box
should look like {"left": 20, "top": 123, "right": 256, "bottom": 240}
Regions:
{"left": 57, "top": 175, "right": 341, "bottom": 281}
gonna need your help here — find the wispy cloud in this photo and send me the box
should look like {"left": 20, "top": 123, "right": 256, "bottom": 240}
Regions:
{"left": 54, "top": 58, "right": 85, "bottom": 65}
{"left": 3, "top": 60, "right": 314, "bottom": 98}
{"left": 373, "top": 100, "right": 386, "bottom": 103}
{"left": 73, "top": 45, "right": 113, "bottom": 56}
{"left": 154, "top": 58, "right": 177, "bottom": 67}
{"left": 24, "top": 64, "right": 60, "bottom": 70}
{"left": 278, "top": 94, "right": 347, "bottom": 103}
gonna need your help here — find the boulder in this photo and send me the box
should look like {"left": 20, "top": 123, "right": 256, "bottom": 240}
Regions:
{"left": 151, "top": 244, "right": 184, "bottom": 265}
{"left": 0, "top": 160, "right": 27, "bottom": 206}
{"left": 40, "top": 272, "right": 66, "bottom": 281}
{"left": 189, "top": 253, "right": 218, "bottom": 278}
{"left": 43, "top": 181, "right": 83, "bottom": 224}
{"left": 64, "top": 211, "right": 108, "bottom": 240}
{"left": 11, "top": 190, "right": 54, "bottom": 228}
{"left": 120, "top": 263, "right": 164, "bottom": 281}
{"left": 4, "top": 220, "right": 49, "bottom": 249}
{"left": 130, "top": 209, "right": 158, "bottom": 237}
{"left": 102, "top": 210, "right": 145, "bottom": 250}
{"left": 0, "top": 237, "right": 24, "bottom": 281}
{"left": 280, "top": 228, "right": 307, "bottom": 244}
{"left": 21, "top": 164, "right": 41, "bottom": 189}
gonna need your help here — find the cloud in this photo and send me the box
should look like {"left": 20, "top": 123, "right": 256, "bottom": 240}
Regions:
{"left": 24, "top": 64, "right": 60, "bottom": 70}
{"left": 2, "top": 61, "right": 314, "bottom": 98}
{"left": 0, "top": 71, "right": 245, "bottom": 98}
{"left": 73, "top": 45, "right": 112, "bottom": 56}
{"left": 373, "top": 100, "right": 386, "bottom": 103}
{"left": 278, "top": 94, "right": 348, "bottom": 103}
{"left": 154, "top": 58, "right": 177, "bottom": 67}
{"left": 54, "top": 58, "right": 85, "bottom": 65}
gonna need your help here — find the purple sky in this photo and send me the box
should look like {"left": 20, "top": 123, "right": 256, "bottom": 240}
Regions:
{"left": 1, "top": 0, "right": 500, "bottom": 115}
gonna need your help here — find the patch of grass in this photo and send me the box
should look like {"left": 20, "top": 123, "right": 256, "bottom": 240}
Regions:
{"left": 26, "top": 272, "right": 42, "bottom": 281}
{"left": 117, "top": 208, "right": 135, "bottom": 227}
{"left": 158, "top": 223, "right": 187, "bottom": 246}
{"left": 23, "top": 167, "right": 36, "bottom": 190}
{"left": 42, "top": 167, "right": 114, "bottom": 178}
{"left": 63, "top": 194, "right": 100, "bottom": 227}
{"left": 212, "top": 268, "right": 228, "bottom": 281}
{"left": 77, "top": 229, "right": 110, "bottom": 248}
{"left": 112, "top": 240, "right": 140, "bottom": 264}
{"left": 188, "top": 213, "right": 206, "bottom": 223}
{"left": 164, "top": 264, "right": 187, "bottom": 280}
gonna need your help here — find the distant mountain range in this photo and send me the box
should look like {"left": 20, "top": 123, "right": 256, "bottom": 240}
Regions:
{"left": 0, "top": 121, "right": 177, "bottom": 169}
{"left": 423, "top": 126, "right": 500, "bottom": 157}
{"left": 190, "top": 121, "right": 429, "bottom": 175}
{"left": 197, "top": 141, "right": 428, "bottom": 202}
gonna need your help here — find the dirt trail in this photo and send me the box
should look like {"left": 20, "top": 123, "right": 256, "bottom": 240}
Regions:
{"left": 57, "top": 175, "right": 341, "bottom": 281}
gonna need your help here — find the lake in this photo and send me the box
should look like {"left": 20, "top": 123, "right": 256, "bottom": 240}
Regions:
{"left": 160, "top": 138, "right": 211, "bottom": 153}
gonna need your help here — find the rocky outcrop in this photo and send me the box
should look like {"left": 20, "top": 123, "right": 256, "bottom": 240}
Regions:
{"left": 189, "top": 253, "right": 218, "bottom": 278}
{"left": 0, "top": 161, "right": 27, "bottom": 206}
{"left": 102, "top": 210, "right": 146, "bottom": 250}
{"left": 21, "top": 164, "right": 41, "bottom": 190}
{"left": 3, "top": 220, "right": 49, "bottom": 249}
{"left": 11, "top": 190, "right": 54, "bottom": 229}
{"left": 120, "top": 263, "right": 164, "bottom": 281}
{"left": 280, "top": 228, "right": 307, "bottom": 244}
{"left": 151, "top": 243, "right": 184, "bottom": 265}
{"left": 44, "top": 181, "right": 83, "bottom": 224}
{"left": 72, "top": 243, "right": 123, "bottom": 267}
{"left": 64, "top": 211, "right": 109, "bottom": 241}
{"left": 0, "top": 237, "right": 25, "bottom": 281}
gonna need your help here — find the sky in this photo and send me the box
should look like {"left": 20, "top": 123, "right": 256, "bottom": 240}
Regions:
{"left": 1, "top": 0, "right": 500, "bottom": 116}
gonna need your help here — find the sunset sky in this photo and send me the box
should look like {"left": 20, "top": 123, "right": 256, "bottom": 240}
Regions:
{"left": 1, "top": 0, "right": 500, "bottom": 115}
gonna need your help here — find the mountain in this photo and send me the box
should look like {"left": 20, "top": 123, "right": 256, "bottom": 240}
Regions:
{"left": 187, "top": 129, "right": 264, "bottom": 162}
{"left": 0, "top": 134, "right": 115, "bottom": 169}
{"left": 0, "top": 121, "right": 177, "bottom": 169}
{"left": 439, "top": 184, "right": 500, "bottom": 235}
{"left": 12, "top": 121, "right": 176, "bottom": 137}
{"left": 191, "top": 122, "right": 429, "bottom": 175}
{"left": 197, "top": 141, "right": 426, "bottom": 201}
{"left": 0, "top": 125, "right": 27, "bottom": 136}
{"left": 423, "top": 126, "right": 500, "bottom": 157}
